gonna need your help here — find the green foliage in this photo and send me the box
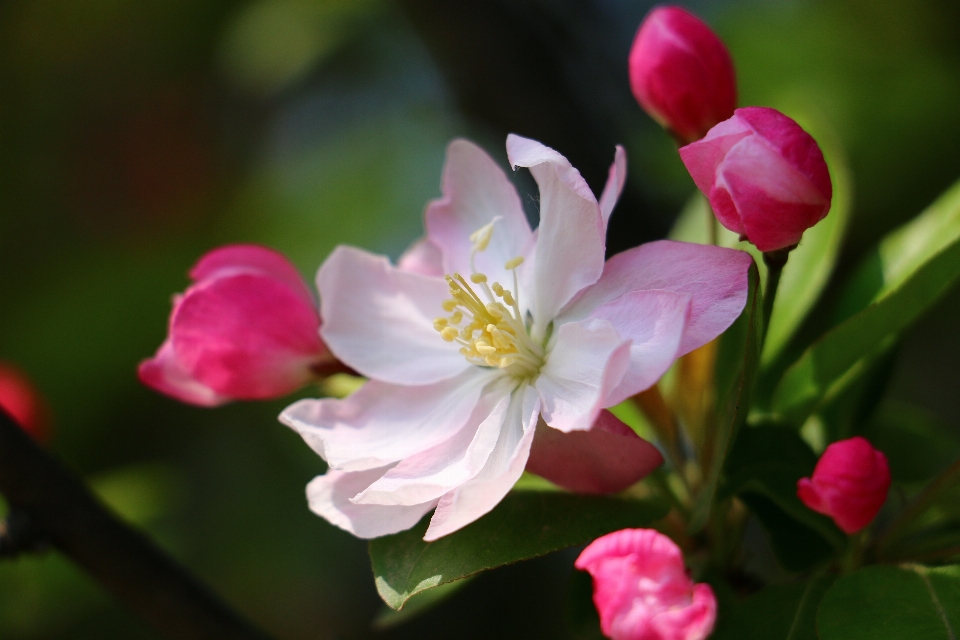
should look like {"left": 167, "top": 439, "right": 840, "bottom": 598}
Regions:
{"left": 689, "top": 263, "right": 762, "bottom": 532}
{"left": 712, "top": 575, "right": 835, "bottom": 640}
{"left": 368, "top": 490, "right": 668, "bottom": 610}
{"left": 817, "top": 565, "right": 960, "bottom": 639}
{"left": 774, "top": 177, "right": 960, "bottom": 426}
{"left": 372, "top": 576, "right": 474, "bottom": 630}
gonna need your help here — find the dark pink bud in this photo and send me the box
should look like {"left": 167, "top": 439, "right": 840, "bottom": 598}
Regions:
{"left": 576, "top": 528, "right": 716, "bottom": 640}
{"left": 629, "top": 6, "right": 737, "bottom": 144}
{"left": 679, "top": 107, "right": 833, "bottom": 252}
{"left": 797, "top": 436, "right": 891, "bottom": 535}
{"left": 0, "top": 362, "right": 51, "bottom": 443}
{"left": 139, "top": 244, "right": 331, "bottom": 406}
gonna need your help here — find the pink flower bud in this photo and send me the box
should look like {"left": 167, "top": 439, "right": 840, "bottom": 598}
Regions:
{"left": 575, "top": 528, "right": 717, "bottom": 640}
{"left": 797, "top": 436, "right": 891, "bottom": 535}
{"left": 0, "top": 362, "right": 51, "bottom": 443}
{"left": 139, "top": 244, "right": 331, "bottom": 406}
{"left": 679, "top": 107, "right": 833, "bottom": 253}
{"left": 629, "top": 6, "right": 737, "bottom": 144}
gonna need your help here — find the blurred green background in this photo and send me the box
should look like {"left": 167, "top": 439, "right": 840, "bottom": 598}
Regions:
{"left": 2, "top": 0, "right": 960, "bottom": 637}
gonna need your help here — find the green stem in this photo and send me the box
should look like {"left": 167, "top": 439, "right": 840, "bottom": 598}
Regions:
{"left": 760, "top": 249, "right": 790, "bottom": 346}
{"left": 877, "top": 454, "right": 960, "bottom": 554}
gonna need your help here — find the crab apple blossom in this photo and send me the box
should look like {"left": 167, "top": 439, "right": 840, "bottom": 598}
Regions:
{"left": 281, "top": 135, "right": 752, "bottom": 540}
{"left": 679, "top": 107, "right": 833, "bottom": 253}
{"left": 576, "top": 528, "right": 717, "bottom": 640}
{"left": 629, "top": 6, "right": 737, "bottom": 144}
{"left": 139, "top": 244, "right": 333, "bottom": 407}
{"left": 0, "top": 361, "right": 51, "bottom": 443}
{"left": 797, "top": 436, "right": 891, "bottom": 535}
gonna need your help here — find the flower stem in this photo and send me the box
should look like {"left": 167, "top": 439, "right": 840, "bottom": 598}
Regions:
{"left": 760, "top": 249, "right": 790, "bottom": 346}
{"left": 632, "top": 386, "right": 688, "bottom": 488}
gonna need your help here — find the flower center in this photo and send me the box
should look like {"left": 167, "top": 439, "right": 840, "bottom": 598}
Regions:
{"left": 433, "top": 222, "right": 544, "bottom": 380}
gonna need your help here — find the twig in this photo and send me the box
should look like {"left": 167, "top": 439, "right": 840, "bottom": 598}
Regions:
{"left": 0, "top": 408, "right": 272, "bottom": 640}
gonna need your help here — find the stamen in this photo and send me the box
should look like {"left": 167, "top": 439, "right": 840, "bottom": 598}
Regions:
{"left": 433, "top": 317, "right": 448, "bottom": 331}
{"left": 470, "top": 273, "right": 488, "bottom": 283}
{"left": 470, "top": 221, "right": 496, "bottom": 253}
{"left": 442, "top": 299, "right": 458, "bottom": 312}
{"left": 440, "top": 326, "right": 460, "bottom": 342}
{"left": 505, "top": 256, "right": 525, "bottom": 270}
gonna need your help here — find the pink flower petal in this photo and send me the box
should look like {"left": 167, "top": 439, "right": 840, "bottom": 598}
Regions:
{"left": 598, "top": 145, "right": 627, "bottom": 232}
{"left": 171, "top": 273, "right": 324, "bottom": 399}
{"left": 562, "top": 240, "right": 752, "bottom": 356}
{"left": 425, "top": 139, "right": 533, "bottom": 285}
{"left": 536, "top": 318, "right": 632, "bottom": 433}
{"left": 280, "top": 369, "right": 496, "bottom": 472}
{"left": 190, "top": 244, "right": 314, "bottom": 305}
{"left": 138, "top": 339, "right": 230, "bottom": 407}
{"left": 424, "top": 385, "right": 541, "bottom": 540}
{"left": 316, "top": 246, "right": 468, "bottom": 385}
{"left": 0, "top": 362, "right": 52, "bottom": 442}
{"left": 306, "top": 467, "right": 438, "bottom": 539}
{"left": 590, "top": 289, "right": 691, "bottom": 406}
{"left": 397, "top": 237, "right": 445, "bottom": 277}
{"left": 352, "top": 388, "right": 512, "bottom": 506}
{"left": 507, "top": 134, "right": 606, "bottom": 330}
{"left": 525, "top": 410, "right": 663, "bottom": 494}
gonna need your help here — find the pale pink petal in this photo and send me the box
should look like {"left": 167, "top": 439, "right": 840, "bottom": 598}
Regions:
{"left": 138, "top": 339, "right": 229, "bottom": 407}
{"left": 525, "top": 410, "right": 663, "bottom": 494}
{"left": 590, "top": 289, "right": 691, "bottom": 406}
{"left": 171, "top": 273, "right": 324, "bottom": 398}
{"left": 316, "top": 246, "right": 468, "bottom": 385}
{"left": 425, "top": 139, "right": 532, "bottom": 284}
{"left": 598, "top": 145, "right": 627, "bottom": 232}
{"left": 507, "top": 134, "right": 605, "bottom": 330}
{"left": 536, "top": 318, "right": 632, "bottom": 433}
{"left": 306, "top": 468, "right": 438, "bottom": 539}
{"left": 561, "top": 240, "right": 752, "bottom": 356}
{"left": 352, "top": 387, "right": 512, "bottom": 506}
{"left": 190, "top": 244, "right": 314, "bottom": 305}
{"left": 423, "top": 385, "right": 540, "bottom": 541}
{"left": 397, "top": 237, "right": 444, "bottom": 277}
{"left": 280, "top": 369, "right": 496, "bottom": 472}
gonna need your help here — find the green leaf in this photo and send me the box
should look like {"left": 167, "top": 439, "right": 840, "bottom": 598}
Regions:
{"left": 817, "top": 565, "right": 960, "bottom": 639}
{"left": 712, "top": 575, "right": 836, "bottom": 640}
{"left": 668, "top": 126, "right": 853, "bottom": 366}
{"left": 372, "top": 576, "right": 473, "bottom": 630}
{"left": 689, "top": 263, "right": 762, "bottom": 532}
{"left": 368, "top": 490, "right": 668, "bottom": 610}
{"left": 773, "top": 176, "right": 960, "bottom": 426}
{"left": 863, "top": 401, "right": 960, "bottom": 484}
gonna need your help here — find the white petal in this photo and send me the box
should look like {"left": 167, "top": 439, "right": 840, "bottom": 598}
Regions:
{"left": 560, "top": 240, "right": 752, "bottom": 356}
{"left": 535, "top": 318, "right": 632, "bottom": 432}
{"left": 423, "top": 385, "right": 541, "bottom": 541}
{"left": 507, "top": 134, "right": 605, "bottom": 331}
{"left": 425, "top": 139, "right": 533, "bottom": 285}
{"left": 598, "top": 145, "right": 627, "bottom": 232}
{"left": 280, "top": 369, "right": 496, "bottom": 471}
{"left": 397, "top": 237, "right": 444, "bottom": 277}
{"left": 306, "top": 468, "right": 437, "bottom": 539}
{"left": 589, "top": 289, "right": 691, "bottom": 406}
{"left": 317, "top": 245, "right": 469, "bottom": 385}
{"left": 352, "top": 386, "right": 512, "bottom": 506}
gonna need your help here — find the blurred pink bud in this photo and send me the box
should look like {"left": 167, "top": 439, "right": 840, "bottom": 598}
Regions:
{"left": 797, "top": 436, "right": 890, "bottom": 535}
{"left": 679, "top": 107, "right": 833, "bottom": 253}
{"left": 576, "top": 528, "right": 716, "bottom": 640}
{"left": 629, "top": 6, "right": 736, "bottom": 144}
{"left": 139, "top": 244, "right": 332, "bottom": 407}
{"left": 0, "top": 362, "right": 51, "bottom": 443}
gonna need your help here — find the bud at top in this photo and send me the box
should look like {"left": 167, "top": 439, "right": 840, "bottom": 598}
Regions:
{"left": 797, "top": 436, "right": 891, "bottom": 534}
{"left": 629, "top": 6, "right": 736, "bottom": 144}
{"left": 575, "top": 528, "right": 717, "bottom": 640}
{"left": 139, "top": 244, "right": 331, "bottom": 406}
{"left": 0, "top": 361, "right": 50, "bottom": 442}
{"left": 679, "top": 107, "right": 833, "bottom": 253}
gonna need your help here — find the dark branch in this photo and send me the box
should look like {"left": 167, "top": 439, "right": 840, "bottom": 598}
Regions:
{"left": 0, "top": 408, "right": 272, "bottom": 640}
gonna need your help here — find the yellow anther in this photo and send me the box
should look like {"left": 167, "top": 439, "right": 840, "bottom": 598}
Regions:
{"left": 485, "top": 303, "right": 503, "bottom": 318}
{"left": 485, "top": 355, "right": 501, "bottom": 367}
{"left": 475, "top": 341, "right": 497, "bottom": 356}
{"left": 504, "top": 256, "right": 525, "bottom": 270}
{"left": 433, "top": 317, "right": 449, "bottom": 331}
{"left": 498, "top": 356, "right": 516, "bottom": 368}
{"left": 492, "top": 282, "right": 504, "bottom": 296}
{"left": 450, "top": 311, "right": 463, "bottom": 324}
{"left": 442, "top": 299, "right": 458, "bottom": 312}
{"left": 502, "top": 291, "right": 516, "bottom": 306}
{"left": 440, "top": 327, "right": 460, "bottom": 342}
{"left": 470, "top": 273, "right": 488, "bottom": 283}
{"left": 470, "top": 221, "right": 496, "bottom": 252}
